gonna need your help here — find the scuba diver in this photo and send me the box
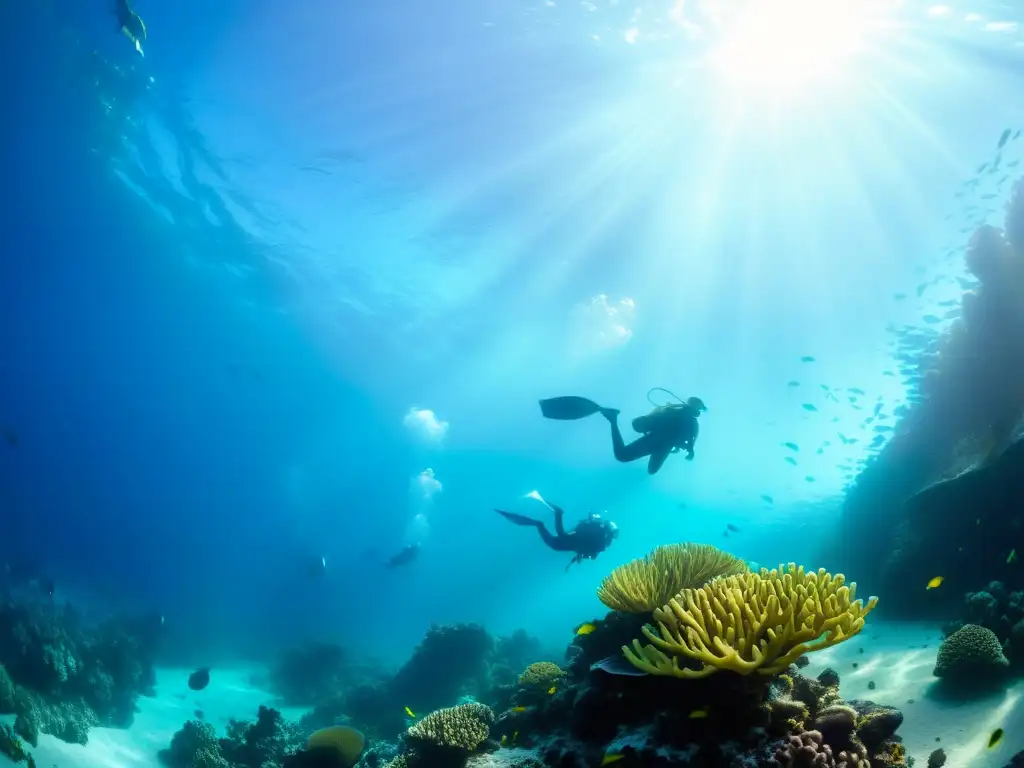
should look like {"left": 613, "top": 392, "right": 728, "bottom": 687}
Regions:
{"left": 115, "top": 0, "right": 147, "bottom": 56}
{"left": 494, "top": 502, "right": 618, "bottom": 570}
{"left": 539, "top": 389, "right": 707, "bottom": 475}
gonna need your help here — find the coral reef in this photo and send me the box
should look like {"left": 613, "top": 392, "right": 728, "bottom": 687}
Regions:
{"left": 0, "top": 599, "right": 159, "bottom": 744}
{"left": 933, "top": 623, "right": 1010, "bottom": 685}
{"left": 624, "top": 564, "right": 877, "bottom": 678}
{"left": 942, "top": 580, "right": 1024, "bottom": 668}
{"left": 517, "top": 663, "right": 563, "bottom": 689}
{"left": 770, "top": 729, "right": 869, "bottom": 767}
{"left": 183, "top": 552, "right": 905, "bottom": 768}
{"left": 596, "top": 543, "right": 748, "bottom": 613}
{"left": 830, "top": 174, "right": 1024, "bottom": 616}
{"left": 160, "top": 705, "right": 305, "bottom": 768}
{"left": 389, "top": 624, "right": 493, "bottom": 715}
{"left": 268, "top": 641, "right": 382, "bottom": 707}
{"left": 375, "top": 702, "right": 496, "bottom": 768}
{"left": 0, "top": 723, "right": 36, "bottom": 767}
{"left": 294, "top": 625, "right": 543, "bottom": 743}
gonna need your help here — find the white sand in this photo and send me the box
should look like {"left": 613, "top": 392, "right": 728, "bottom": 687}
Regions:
{"left": 2, "top": 623, "right": 1022, "bottom": 767}
{"left": 803, "top": 620, "right": 1024, "bottom": 768}
{"left": 0, "top": 666, "right": 307, "bottom": 768}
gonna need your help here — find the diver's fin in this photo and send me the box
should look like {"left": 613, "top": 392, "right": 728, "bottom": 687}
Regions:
{"left": 538, "top": 396, "right": 603, "bottom": 420}
{"left": 494, "top": 509, "right": 541, "bottom": 527}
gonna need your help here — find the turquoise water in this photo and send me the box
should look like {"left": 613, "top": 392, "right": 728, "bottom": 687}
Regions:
{"left": 2, "top": 1, "right": 1024, "bottom": 765}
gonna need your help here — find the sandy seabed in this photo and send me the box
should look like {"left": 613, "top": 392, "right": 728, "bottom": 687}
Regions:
{"left": 2, "top": 621, "right": 1021, "bottom": 767}
{"left": 0, "top": 666, "right": 305, "bottom": 768}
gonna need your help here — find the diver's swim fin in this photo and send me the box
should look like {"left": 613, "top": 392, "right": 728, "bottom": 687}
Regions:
{"left": 538, "top": 396, "right": 603, "bottom": 420}
{"left": 494, "top": 509, "right": 541, "bottom": 527}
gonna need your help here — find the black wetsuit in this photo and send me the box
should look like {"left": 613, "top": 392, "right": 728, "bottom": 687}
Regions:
{"left": 603, "top": 404, "right": 699, "bottom": 474}
{"left": 115, "top": 0, "right": 145, "bottom": 41}
{"left": 494, "top": 505, "right": 615, "bottom": 570}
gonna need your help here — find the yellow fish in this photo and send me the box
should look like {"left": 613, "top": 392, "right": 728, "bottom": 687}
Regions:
{"left": 500, "top": 735, "right": 507, "bottom": 745}
{"left": 511, "top": 706, "right": 527, "bottom": 713}
{"left": 989, "top": 728, "right": 1004, "bottom": 749}
{"left": 576, "top": 623, "right": 597, "bottom": 636}
{"left": 1008, "top": 549, "right": 1017, "bottom": 564}
{"left": 404, "top": 706, "right": 416, "bottom": 718}
{"left": 512, "top": 730, "right": 519, "bottom": 741}
{"left": 926, "top": 576, "right": 944, "bottom": 589}
{"left": 548, "top": 686, "right": 557, "bottom": 695}
{"left": 601, "top": 754, "right": 625, "bottom": 766}
{"left": 689, "top": 708, "right": 710, "bottom": 719}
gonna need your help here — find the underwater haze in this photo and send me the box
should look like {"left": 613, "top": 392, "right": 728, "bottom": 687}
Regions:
{"left": 4, "top": 0, "right": 1024, "bottom": 765}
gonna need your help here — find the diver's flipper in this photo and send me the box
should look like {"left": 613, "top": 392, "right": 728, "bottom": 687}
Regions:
{"left": 494, "top": 509, "right": 541, "bottom": 527}
{"left": 539, "top": 396, "right": 603, "bottom": 420}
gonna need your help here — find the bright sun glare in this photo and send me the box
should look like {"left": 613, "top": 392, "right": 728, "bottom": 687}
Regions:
{"left": 711, "top": 0, "right": 891, "bottom": 94}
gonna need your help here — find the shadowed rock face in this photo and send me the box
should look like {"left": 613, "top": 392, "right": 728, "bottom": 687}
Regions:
{"left": 871, "top": 438, "right": 1024, "bottom": 618}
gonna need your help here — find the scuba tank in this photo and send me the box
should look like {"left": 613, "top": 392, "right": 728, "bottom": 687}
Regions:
{"left": 632, "top": 405, "right": 682, "bottom": 434}
{"left": 632, "top": 388, "right": 701, "bottom": 433}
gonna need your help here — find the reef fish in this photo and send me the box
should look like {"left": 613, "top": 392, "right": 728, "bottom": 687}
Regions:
{"left": 926, "top": 576, "right": 944, "bottom": 590}
{"left": 989, "top": 728, "right": 1004, "bottom": 749}
{"left": 386, "top": 544, "right": 420, "bottom": 569}
{"left": 576, "top": 623, "right": 597, "bottom": 636}
{"left": 187, "top": 668, "right": 210, "bottom": 691}
{"left": 591, "top": 655, "right": 649, "bottom": 677}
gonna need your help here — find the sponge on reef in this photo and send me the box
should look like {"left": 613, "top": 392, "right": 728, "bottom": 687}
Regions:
{"left": 597, "top": 543, "right": 749, "bottom": 614}
{"left": 407, "top": 702, "right": 495, "bottom": 752}
{"left": 624, "top": 563, "right": 878, "bottom": 678}
{"left": 305, "top": 725, "right": 366, "bottom": 766}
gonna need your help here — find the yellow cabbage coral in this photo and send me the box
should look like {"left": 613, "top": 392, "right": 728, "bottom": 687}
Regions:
{"left": 597, "top": 543, "right": 749, "bottom": 613}
{"left": 624, "top": 563, "right": 878, "bottom": 678}
{"left": 407, "top": 702, "right": 494, "bottom": 751}
{"left": 518, "top": 662, "right": 563, "bottom": 687}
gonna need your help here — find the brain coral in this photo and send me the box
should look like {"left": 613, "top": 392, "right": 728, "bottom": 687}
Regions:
{"left": 933, "top": 624, "right": 1009, "bottom": 679}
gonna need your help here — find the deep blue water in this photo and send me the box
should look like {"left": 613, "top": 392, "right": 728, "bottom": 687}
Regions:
{"left": 3, "top": 0, "right": 1024, "bottom": 668}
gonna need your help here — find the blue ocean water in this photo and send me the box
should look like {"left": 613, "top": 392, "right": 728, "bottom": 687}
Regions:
{"left": 3, "top": 0, "right": 1024, "bottom": 765}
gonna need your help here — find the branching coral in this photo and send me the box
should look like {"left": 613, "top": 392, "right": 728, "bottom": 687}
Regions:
{"left": 407, "top": 702, "right": 494, "bottom": 752}
{"left": 597, "top": 543, "right": 749, "bottom": 613}
{"left": 623, "top": 564, "right": 878, "bottom": 678}
{"left": 517, "top": 662, "right": 563, "bottom": 688}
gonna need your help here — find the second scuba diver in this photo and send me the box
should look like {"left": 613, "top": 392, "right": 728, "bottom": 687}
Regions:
{"left": 538, "top": 389, "right": 707, "bottom": 475}
{"left": 494, "top": 502, "right": 618, "bottom": 570}
{"left": 115, "top": 0, "right": 147, "bottom": 55}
